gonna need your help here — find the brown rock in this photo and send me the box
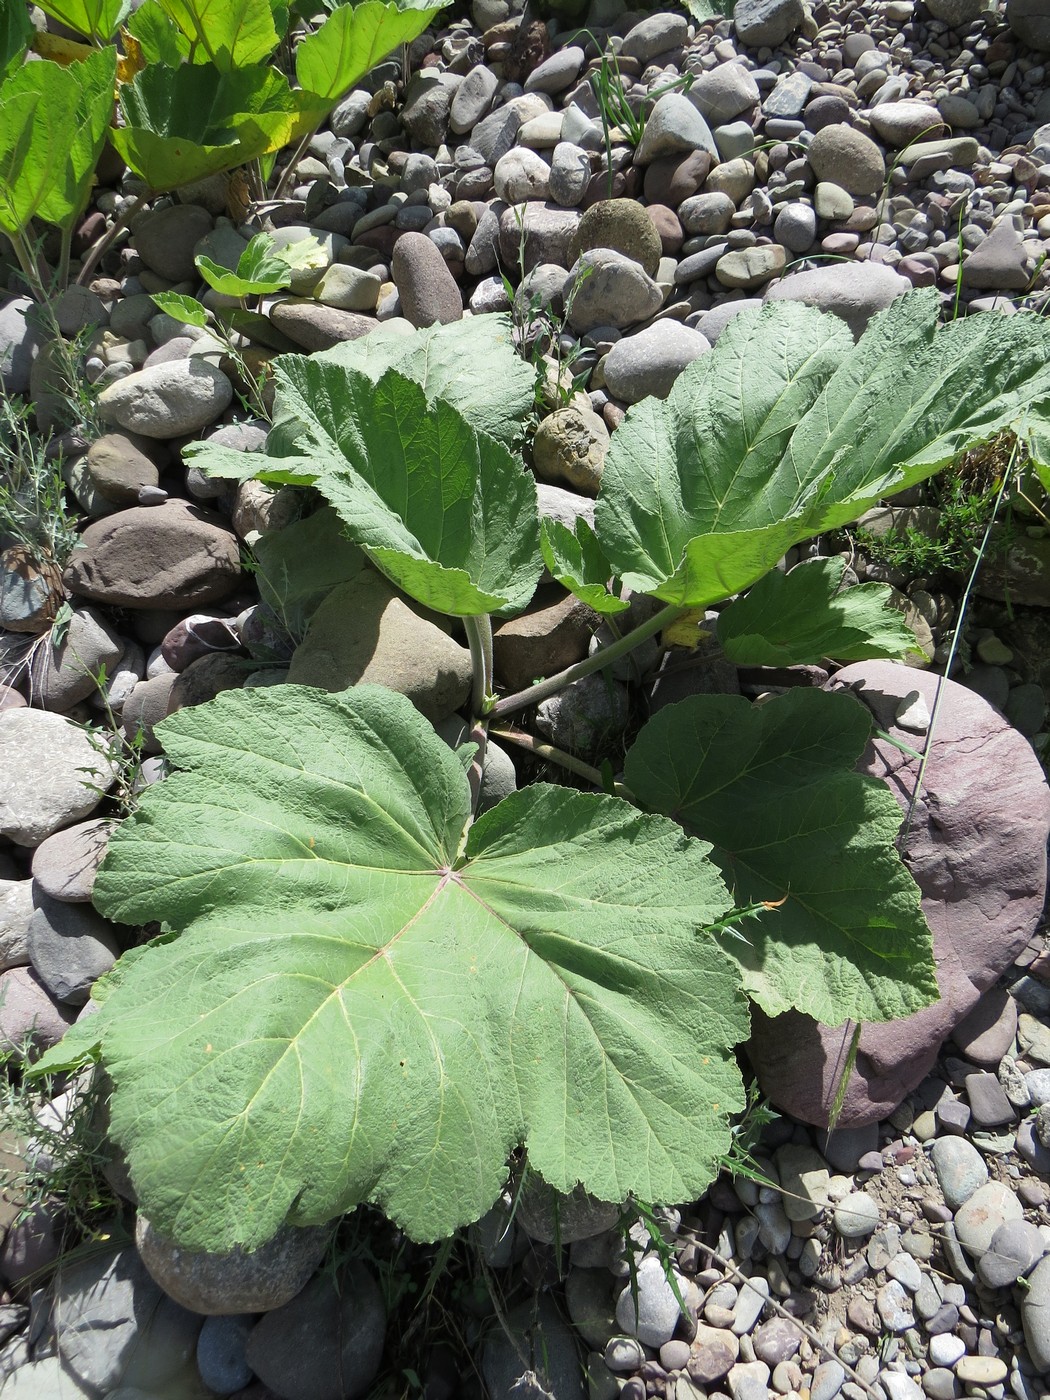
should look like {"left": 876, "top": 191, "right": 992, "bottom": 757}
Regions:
{"left": 288, "top": 570, "right": 471, "bottom": 722}
{"left": 122, "top": 672, "right": 177, "bottom": 752}
{"left": 687, "top": 1324, "right": 739, "bottom": 1384}
{"left": 166, "top": 653, "right": 248, "bottom": 715}
{"left": 391, "top": 232, "right": 464, "bottom": 327}
{"left": 85, "top": 433, "right": 161, "bottom": 505}
{"left": 63, "top": 500, "right": 241, "bottom": 610}
{"left": 493, "top": 588, "right": 599, "bottom": 692}
{"left": 567, "top": 197, "right": 664, "bottom": 277}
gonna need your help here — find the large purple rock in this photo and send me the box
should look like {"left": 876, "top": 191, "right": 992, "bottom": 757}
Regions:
{"left": 747, "top": 661, "right": 1049, "bottom": 1127}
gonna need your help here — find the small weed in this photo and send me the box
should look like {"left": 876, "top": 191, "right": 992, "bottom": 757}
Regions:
{"left": 0, "top": 394, "right": 81, "bottom": 570}
{"left": 585, "top": 41, "right": 694, "bottom": 194}
{"left": 0, "top": 1041, "right": 119, "bottom": 1269}
{"left": 852, "top": 435, "right": 1022, "bottom": 582}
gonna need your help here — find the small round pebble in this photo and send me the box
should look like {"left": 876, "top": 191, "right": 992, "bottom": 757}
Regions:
{"left": 833, "top": 1191, "right": 880, "bottom": 1239}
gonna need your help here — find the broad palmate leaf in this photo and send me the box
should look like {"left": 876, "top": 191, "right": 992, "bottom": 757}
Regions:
{"left": 156, "top": 0, "right": 280, "bottom": 69}
{"left": 35, "top": 0, "right": 126, "bottom": 41}
{"left": 296, "top": 0, "right": 443, "bottom": 102}
{"left": 276, "top": 315, "right": 537, "bottom": 450}
{"left": 625, "top": 688, "right": 937, "bottom": 1027}
{"left": 717, "top": 558, "right": 919, "bottom": 666}
{"left": 187, "top": 362, "right": 543, "bottom": 616}
{"left": 595, "top": 293, "right": 1050, "bottom": 609}
{"left": 114, "top": 63, "right": 325, "bottom": 192}
{"left": 34, "top": 685, "right": 747, "bottom": 1250}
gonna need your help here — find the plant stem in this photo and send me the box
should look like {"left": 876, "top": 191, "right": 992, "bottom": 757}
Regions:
{"left": 897, "top": 437, "right": 1019, "bottom": 848}
{"left": 464, "top": 614, "right": 494, "bottom": 719}
{"left": 487, "top": 602, "right": 683, "bottom": 720}
{"left": 10, "top": 231, "right": 46, "bottom": 301}
{"left": 57, "top": 226, "right": 73, "bottom": 292}
{"left": 75, "top": 193, "right": 147, "bottom": 287}
{"left": 490, "top": 724, "right": 633, "bottom": 799}
{"left": 272, "top": 130, "right": 316, "bottom": 201}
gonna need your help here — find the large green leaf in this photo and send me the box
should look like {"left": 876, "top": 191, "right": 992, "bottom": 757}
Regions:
{"left": 34, "top": 685, "right": 746, "bottom": 1250}
{"left": 625, "top": 688, "right": 938, "bottom": 1027}
{"left": 716, "top": 558, "right": 919, "bottom": 666}
{"left": 594, "top": 295, "right": 1050, "bottom": 610}
{"left": 0, "top": 4, "right": 32, "bottom": 80}
{"left": 187, "top": 362, "right": 543, "bottom": 617}
{"left": 540, "top": 517, "right": 629, "bottom": 616}
{"left": 114, "top": 63, "right": 325, "bottom": 192}
{"left": 0, "top": 87, "right": 58, "bottom": 239}
{"left": 288, "top": 315, "right": 537, "bottom": 449}
{"left": 35, "top": 0, "right": 126, "bottom": 40}
{"left": 296, "top": 0, "right": 444, "bottom": 102}
{"left": 253, "top": 505, "right": 367, "bottom": 638}
{"left": 125, "top": 2, "right": 192, "bottom": 64}
{"left": 782, "top": 294, "right": 1050, "bottom": 534}
{"left": 33, "top": 47, "right": 117, "bottom": 232}
{"left": 0, "top": 49, "right": 113, "bottom": 236}
{"left": 156, "top": 0, "right": 280, "bottom": 68}
{"left": 595, "top": 302, "right": 852, "bottom": 608}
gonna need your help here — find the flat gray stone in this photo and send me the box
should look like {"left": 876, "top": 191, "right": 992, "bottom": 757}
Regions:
{"left": 0, "top": 879, "right": 33, "bottom": 971}
{"left": 27, "top": 891, "right": 120, "bottom": 1004}
{"left": 0, "top": 710, "right": 114, "bottom": 846}
{"left": 929, "top": 1135, "right": 988, "bottom": 1209}
{"left": 54, "top": 1246, "right": 202, "bottom": 1394}
{"left": 246, "top": 1266, "right": 387, "bottom": 1400}
{"left": 977, "top": 1218, "right": 1047, "bottom": 1288}
{"left": 954, "top": 1180, "right": 1024, "bottom": 1259}
{"left": 1023, "top": 1253, "right": 1050, "bottom": 1371}
{"left": 733, "top": 0, "right": 804, "bottom": 46}
{"left": 31, "top": 819, "right": 115, "bottom": 904}
{"left": 602, "top": 321, "right": 710, "bottom": 403}
{"left": 98, "top": 360, "right": 233, "bottom": 439}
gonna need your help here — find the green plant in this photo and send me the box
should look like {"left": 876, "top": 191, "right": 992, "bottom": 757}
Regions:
{"left": 584, "top": 38, "right": 694, "bottom": 194}
{"left": 0, "top": 1044, "right": 119, "bottom": 1258}
{"left": 1, "top": 0, "right": 444, "bottom": 297}
{"left": 32, "top": 293, "right": 1050, "bottom": 1260}
{"left": 149, "top": 232, "right": 319, "bottom": 418}
{"left": 0, "top": 394, "right": 81, "bottom": 568}
{"left": 853, "top": 435, "right": 1019, "bottom": 582}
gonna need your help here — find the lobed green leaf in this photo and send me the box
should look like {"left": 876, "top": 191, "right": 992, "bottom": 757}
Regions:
{"left": 34, "top": 0, "right": 126, "bottom": 41}
{"left": 155, "top": 0, "right": 280, "bottom": 69}
{"left": 540, "top": 517, "right": 629, "bottom": 616}
{"left": 115, "top": 62, "right": 326, "bottom": 192}
{"left": 189, "top": 360, "right": 543, "bottom": 616}
{"left": 717, "top": 558, "right": 920, "bottom": 666}
{"left": 595, "top": 294, "right": 1050, "bottom": 609}
{"left": 35, "top": 685, "right": 746, "bottom": 1251}
{"left": 625, "top": 687, "right": 938, "bottom": 1027}
{"left": 296, "top": 0, "right": 444, "bottom": 102}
